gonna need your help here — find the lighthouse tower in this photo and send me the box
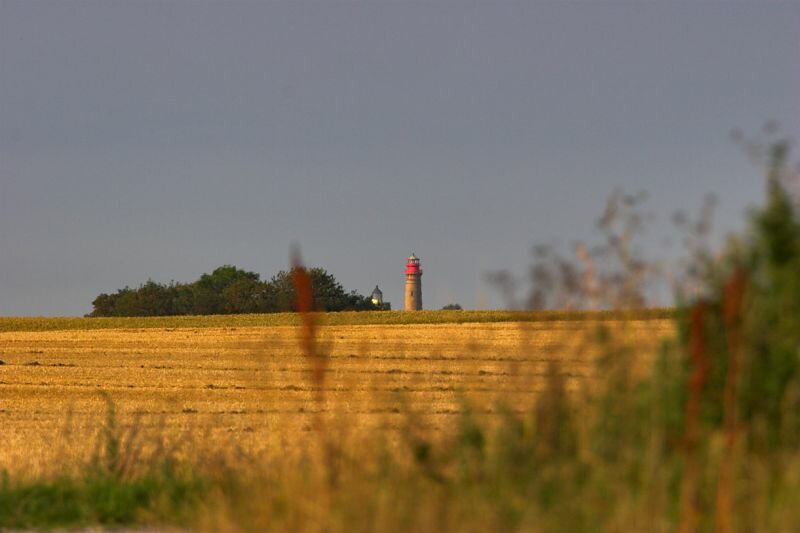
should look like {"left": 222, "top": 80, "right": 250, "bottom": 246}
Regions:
{"left": 404, "top": 253, "right": 423, "bottom": 311}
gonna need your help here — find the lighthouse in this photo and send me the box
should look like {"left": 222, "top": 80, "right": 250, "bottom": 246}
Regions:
{"left": 404, "top": 253, "right": 423, "bottom": 311}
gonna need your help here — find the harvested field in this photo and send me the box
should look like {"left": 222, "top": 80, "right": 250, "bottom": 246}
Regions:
{"left": 0, "top": 315, "right": 674, "bottom": 476}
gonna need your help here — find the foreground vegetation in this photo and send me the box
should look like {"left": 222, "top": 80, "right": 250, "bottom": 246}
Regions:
{"left": 0, "top": 465, "right": 205, "bottom": 530}
{"left": 3, "top": 144, "right": 800, "bottom": 532}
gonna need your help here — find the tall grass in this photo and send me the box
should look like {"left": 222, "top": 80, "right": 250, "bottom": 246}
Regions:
{"left": 0, "top": 392, "right": 206, "bottom": 530}
{"left": 218, "top": 146, "right": 800, "bottom": 531}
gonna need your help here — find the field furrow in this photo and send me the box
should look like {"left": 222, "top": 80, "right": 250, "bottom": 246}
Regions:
{"left": 0, "top": 318, "right": 673, "bottom": 475}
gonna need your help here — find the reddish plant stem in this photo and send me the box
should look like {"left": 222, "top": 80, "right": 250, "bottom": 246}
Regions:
{"left": 679, "top": 302, "right": 709, "bottom": 533}
{"left": 716, "top": 268, "right": 746, "bottom": 533}
{"left": 291, "top": 248, "right": 326, "bottom": 403}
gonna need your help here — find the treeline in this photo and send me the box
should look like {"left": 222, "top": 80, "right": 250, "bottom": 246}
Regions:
{"left": 89, "top": 265, "right": 386, "bottom": 317}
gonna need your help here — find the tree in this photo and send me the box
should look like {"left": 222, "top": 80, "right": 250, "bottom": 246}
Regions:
{"left": 191, "top": 265, "right": 261, "bottom": 315}
{"left": 90, "top": 293, "right": 115, "bottom": 317}
{"left": 134, "top": 280, "right": 176, "bottom": 316}
{"left": 101, "top": 287, "right": 137, "bottom": 316}
{"left": 88, "top": 264, "right": 374, "bottom": 316}
{"left": 270, "top": 267, "right": 375, "bottom": 312}
{"left": 222, "top": 278, "right": 269, "bottom": 314}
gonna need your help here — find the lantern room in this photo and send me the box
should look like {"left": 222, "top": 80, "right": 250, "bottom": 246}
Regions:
{"left": 405, "top": 253, "right": 423, "bottom": 276}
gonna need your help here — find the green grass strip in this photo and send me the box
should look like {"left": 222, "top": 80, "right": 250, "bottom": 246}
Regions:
{"left": 0, "top": 471, "right": 205, "bottom": 530}
{"left": 0, "top": 308, "right": 674, "bottom": 332}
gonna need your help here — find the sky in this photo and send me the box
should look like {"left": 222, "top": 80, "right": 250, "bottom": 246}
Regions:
{"left": 1, "top": 1, "right": 799, "bottom": 316}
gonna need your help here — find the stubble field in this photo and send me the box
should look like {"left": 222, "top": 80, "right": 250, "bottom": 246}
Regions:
{"left": 0, "top": 311, "right": 674, "bottom": 477}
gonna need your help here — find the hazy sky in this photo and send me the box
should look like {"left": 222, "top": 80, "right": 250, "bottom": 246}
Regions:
{"left": 2, "top": 1, "right": 799, "bottom": 316}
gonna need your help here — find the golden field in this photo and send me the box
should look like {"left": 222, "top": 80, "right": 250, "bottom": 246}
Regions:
{"left": 0, "top": 313, "right": 674, "bottom": 477}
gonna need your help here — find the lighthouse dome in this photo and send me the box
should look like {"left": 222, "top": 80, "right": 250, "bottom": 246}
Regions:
{"left": 371, "top": 285, "right": 383, "bottom": 305}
